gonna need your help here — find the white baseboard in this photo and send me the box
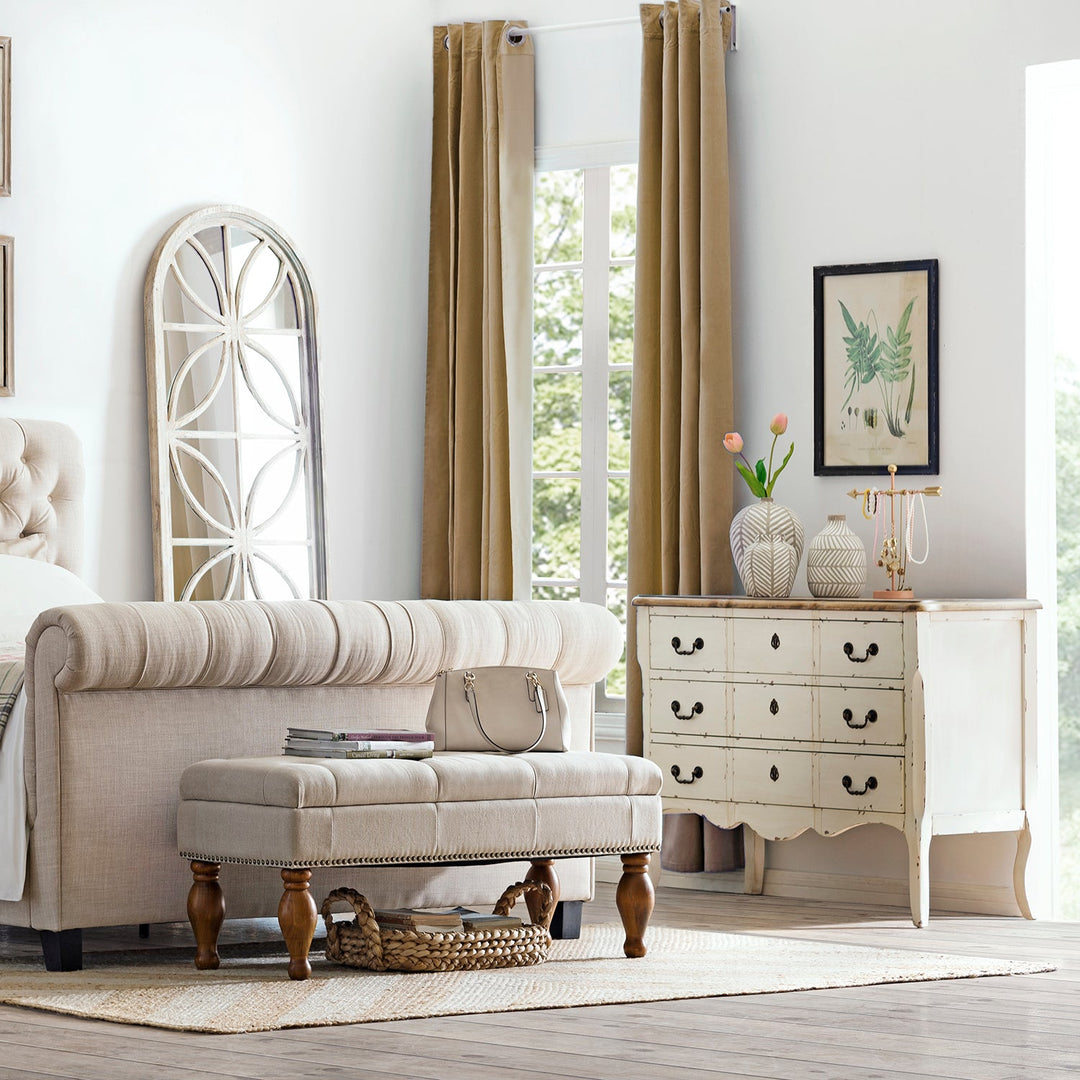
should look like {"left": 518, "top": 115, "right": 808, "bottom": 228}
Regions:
{"left": 595, "top": 856, "right": 1024, "bottom": 917}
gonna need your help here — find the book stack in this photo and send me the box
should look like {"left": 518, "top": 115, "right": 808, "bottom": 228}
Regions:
{"left": 372, "top": 906, "right": 524, "bottom": 934}
{"left": 283, "top": 728, "right": 435, "bottom": 759}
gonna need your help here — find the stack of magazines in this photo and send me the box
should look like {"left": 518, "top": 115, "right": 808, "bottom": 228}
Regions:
{"left": 284, "top": 727, "right": 435, "bottom": 759}
{"left": 370, "top": 906, "right": 524, "bottom": 933}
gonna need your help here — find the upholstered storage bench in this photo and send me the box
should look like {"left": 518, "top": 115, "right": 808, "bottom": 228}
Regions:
{"left": 178, "top": 751, "right": 664, "bottom": 979}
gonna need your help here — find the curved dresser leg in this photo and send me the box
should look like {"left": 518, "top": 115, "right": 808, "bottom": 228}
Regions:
{"left": 279, "top": 868, "right": 318, "bottom": 981}
{"left": 744, "top": 826, "right": 765, "bottom": 895}
{"left": 1013, "top": 818, "right": 1034, "bottom": 920}
{"left": 188, "top": 860, "right": 225, "bottom": 970}
{"left": 616, "top": 852, "right": 655, "bottom": 958}
{"left": 906, "top": 826, "right": 931, "bottom": 928}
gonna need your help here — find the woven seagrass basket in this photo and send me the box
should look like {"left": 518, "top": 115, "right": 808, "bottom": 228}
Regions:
{"left": 321, "top": 880, "right": 554, "bottom": 973}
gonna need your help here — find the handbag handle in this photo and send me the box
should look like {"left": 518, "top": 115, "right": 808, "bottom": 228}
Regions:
{"left": 464, "top": 669, "right": 547, "bottom": 753}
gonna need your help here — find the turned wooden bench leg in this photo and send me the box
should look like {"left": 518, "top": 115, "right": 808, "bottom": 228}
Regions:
{"left": 187, "top": 860, "right": 224, "bottom": 970}
{"left": 279, "top": 867, "right": 318, "bottom": 981}
{"left": 616, "top": 852, "right": 655, "bottom": 958}
{"left": 525, "top": 858, "right": 561, "bottom": 928}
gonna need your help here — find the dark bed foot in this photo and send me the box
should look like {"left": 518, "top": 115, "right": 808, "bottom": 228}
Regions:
{"left": 549, "top": 899, "right": 583, "bottom": 939}
{"left": 138, "top": 923, "right": 150, "bottom": 939}
{"left": 40, "top": 928, "right": 83, "bottom": 971}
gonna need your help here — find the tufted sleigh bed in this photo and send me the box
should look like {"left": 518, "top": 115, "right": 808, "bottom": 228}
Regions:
{"left": 0, "top": 418, "right": 662, "bottom": 972}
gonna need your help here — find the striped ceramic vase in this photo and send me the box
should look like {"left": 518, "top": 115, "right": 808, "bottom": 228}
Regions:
{"left": 729, "top": 498, "right": 804, "bottom": 599}
{"left": 805, "top": 514, "right": 867, "bottom": 598}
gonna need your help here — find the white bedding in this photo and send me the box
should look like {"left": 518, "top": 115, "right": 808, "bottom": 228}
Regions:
{"left": 0, "top": 685, "right": 26, "bottom": 902}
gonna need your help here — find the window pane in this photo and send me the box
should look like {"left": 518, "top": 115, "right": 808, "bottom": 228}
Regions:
{"left": 533, "top": 583, "right": 580, "bottom": 602}
{"left": 533, "top": 371, "right": 583, "bottom": 471}
{"left": 608, "top": 477, "right": 630, "bottom": 581}
{"left": 535, "top": 169, "right": 584, "bottom": 264}
{"left": 608, "top": 370, "right": 632, "bottom": 471}
{"left": 609, "top": 265, "right": 634, "bottom": 366}
{"left": 535, "top": 269, "right": 583, "bottom": 367}
{"left": 605, "top": 587, "right": 628, "bottom": 698}
{"left": 532, "top": 477, "right": 581, "bottom": 581}
{"left": 610, "top": 164, "right": 638, "bottom": 258}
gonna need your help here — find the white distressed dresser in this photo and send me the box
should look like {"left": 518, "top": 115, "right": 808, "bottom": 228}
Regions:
{"left": 633, "top": 597, "right": 1039, "bottom": 926}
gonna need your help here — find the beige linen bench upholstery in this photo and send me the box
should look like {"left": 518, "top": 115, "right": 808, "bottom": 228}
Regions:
{"left": 179, "top": 750, "right": 664, "bottom": 979}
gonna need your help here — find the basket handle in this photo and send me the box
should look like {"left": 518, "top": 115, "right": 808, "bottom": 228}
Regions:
{"left": 492, "top": 880, "right": 555, "bottom": 929}
{"left": 320, "top": 887, "right": 385, "bottom": 966}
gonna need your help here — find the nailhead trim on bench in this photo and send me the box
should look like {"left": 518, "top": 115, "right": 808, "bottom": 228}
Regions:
{"left": 178, "top": 842, "right": 661, "bottom": 869}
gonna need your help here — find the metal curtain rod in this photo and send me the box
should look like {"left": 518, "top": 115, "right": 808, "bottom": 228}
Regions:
{"left": 441, "top": 7, "right": 737, "bottom": 52}
{"left": 521, "top": 5, "right": 737, "bottom": 50}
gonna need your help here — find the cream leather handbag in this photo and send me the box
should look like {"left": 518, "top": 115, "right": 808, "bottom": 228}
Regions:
{"left": 426, "top": 667, "right": 570, "bottom": 753}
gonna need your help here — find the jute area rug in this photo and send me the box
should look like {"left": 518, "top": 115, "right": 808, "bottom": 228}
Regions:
{"left": 0, "top": 925, "right": 1052, "bottom": 1035}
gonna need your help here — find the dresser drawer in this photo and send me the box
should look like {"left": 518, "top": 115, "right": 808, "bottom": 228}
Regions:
{"left": 818, "top": 620, "right": 904, "bottom": 679}
{"left": 731, "top": 748, "right": 812, "bottom": 807}
{"left": 732, "top": 681, "right": 813, "bottom": 741}
{"left": 817, "top": 752, "right": 904, "bottom": 813}
{"left": 650, "top": 744, "right": 726, "bottom": 802}
{"left": 648, "top": 680, "right": 727, "bottom": 737}
{"left": 817, "top": 686, "right": 904, "bottom": 746}
{"left": 732, "top": 617, "right": 813, "bottom": 675}
{"left": 648, "top": 614, "right": 727, "bottom": 672}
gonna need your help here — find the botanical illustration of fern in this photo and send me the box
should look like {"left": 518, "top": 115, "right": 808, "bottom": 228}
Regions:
{"left": 839, "top": 296, "right": 916, "bottom": 438}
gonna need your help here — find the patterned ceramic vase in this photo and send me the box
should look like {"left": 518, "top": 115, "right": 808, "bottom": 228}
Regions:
{"left": 805, "top": 514, "right": 867, "bottom": 598}
{"left": 729, "top": 499, "right": 804, "bottom": 599}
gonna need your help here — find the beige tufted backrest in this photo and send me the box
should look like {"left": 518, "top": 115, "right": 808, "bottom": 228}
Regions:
{"left": 0, "top": 419, "right": 84, "bottom": 574}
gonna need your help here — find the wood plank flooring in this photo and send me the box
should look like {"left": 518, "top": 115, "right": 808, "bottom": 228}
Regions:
{"left": 0, "top": 883, "right": 1072, "bottom": 1079}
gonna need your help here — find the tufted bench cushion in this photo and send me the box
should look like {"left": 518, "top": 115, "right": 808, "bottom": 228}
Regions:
{"left": 177, "top": 751, "right": 664, "bottom": 979}
{"left": 178, "top": 752, "right": 663, "bottom": 867}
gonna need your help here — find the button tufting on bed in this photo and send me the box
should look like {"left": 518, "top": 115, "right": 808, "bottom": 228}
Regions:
{"left": 0, "top": 420, "right": 84, "bottom": 574}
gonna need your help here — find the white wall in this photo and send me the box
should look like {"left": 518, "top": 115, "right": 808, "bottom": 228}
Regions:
{"left": 0, "top": 0, "right": 434, "bottom": 601}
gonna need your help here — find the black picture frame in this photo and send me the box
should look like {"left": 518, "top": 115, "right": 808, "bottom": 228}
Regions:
{"left": 813, "top": 258, "right": 939, "bottom": 476}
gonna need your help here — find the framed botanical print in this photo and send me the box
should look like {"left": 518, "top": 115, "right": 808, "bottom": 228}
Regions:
{"left": 813, "top": 258, "right": 939, "bottom": 475}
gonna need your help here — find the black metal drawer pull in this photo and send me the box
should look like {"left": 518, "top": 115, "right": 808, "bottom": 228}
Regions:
{"left": 841, "top": 774, "right": 878, "bottom": 796}
{"left": 770, "top": 633, "right": 781, "bottom": 650}
{"left": 671, "top": 700, "right": 704, "bottom": 720}
{"left": 842, "top": 708, "right": 878, "bottom": 729}
{"left": 672, "top": 636, "right": 705, "bottom": 656}
{"left": 671, "top": 764, "right": 704, "bottom": 785}
{"left": 769, "top": 765, "right": 780, "bottom": 782}
{"left": 769, "top": 698, "right": 780, "bottom": 715}
{"left": 843, "top": 641, "right": 879, "bottom": 663}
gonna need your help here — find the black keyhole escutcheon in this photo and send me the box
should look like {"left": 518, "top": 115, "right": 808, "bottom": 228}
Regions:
{"left": 769, "top": 765, "right": 780, "bottom": 782}
{"left": 770, "top": 633, "right": 781, "bottom": 650}
{"left": 769, "top": 698, "right": 779, "bottom": 715}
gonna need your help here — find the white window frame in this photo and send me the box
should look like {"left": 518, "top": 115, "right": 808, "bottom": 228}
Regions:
{"left": 532, "top": 164, "right": 634, "bottom": 719}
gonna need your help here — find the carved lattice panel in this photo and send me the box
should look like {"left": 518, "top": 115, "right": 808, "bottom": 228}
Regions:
{"left": 145, "top": 206, "right": 326, "bottom": 601}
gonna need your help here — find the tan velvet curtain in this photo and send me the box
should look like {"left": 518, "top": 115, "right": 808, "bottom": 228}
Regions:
{"left": 422, "top": 21, "right": 535, "bottom": 601}
{"left": 627, "top": 1, "right": 738, "bottom": 872}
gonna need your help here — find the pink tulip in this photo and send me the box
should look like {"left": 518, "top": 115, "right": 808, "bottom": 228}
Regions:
{"left": 723, "top": 432, "right": 743, "bottom": 454}
{"left": 770, "top": 413, "right": 788, "bottom": 436}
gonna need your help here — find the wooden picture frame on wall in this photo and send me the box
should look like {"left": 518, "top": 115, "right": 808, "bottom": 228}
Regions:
{"left": 0, "top": 38, "right": 10, "bottom": 197}
{"left": 0, "top": 237, "right": 12, "bottom": 396}
{"left": 813, "top": 258, "right": 939, "bottom": 476}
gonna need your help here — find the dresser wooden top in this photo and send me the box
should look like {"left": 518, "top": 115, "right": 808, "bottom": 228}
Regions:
{"left": 631, "top": 596, "right": 1041, "bottom": 613}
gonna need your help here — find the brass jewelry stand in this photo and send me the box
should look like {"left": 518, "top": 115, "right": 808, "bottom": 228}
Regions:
{"left": 848, "top": 464, "right": 941, "bottom": 599}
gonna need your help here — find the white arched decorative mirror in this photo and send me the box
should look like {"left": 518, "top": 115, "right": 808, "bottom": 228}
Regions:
{"left": 145, "top": 205, "right": 326, "bottom": 601}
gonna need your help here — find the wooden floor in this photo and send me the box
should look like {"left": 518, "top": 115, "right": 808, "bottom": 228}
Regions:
{"left": 0, "top": 883, "right": 1073, "bottom": 1079}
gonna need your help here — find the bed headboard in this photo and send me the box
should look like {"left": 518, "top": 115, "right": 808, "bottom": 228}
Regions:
{"left": 0, "top": 419, "right": 84, "bottom": 575}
